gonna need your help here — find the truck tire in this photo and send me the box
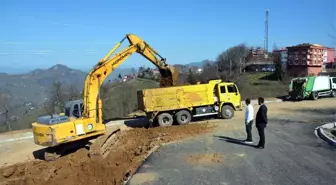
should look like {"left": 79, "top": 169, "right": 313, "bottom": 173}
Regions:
{"left": 221, "top": 105, "right": 234, "bottom": 119}
{"left": 312, "top": 92, "right": 318, "bottom": 100}
{"left": 157, "top": 113, "right": 174, "bottom": 127}
{"left": 331, "top": 90, "right": 336, "bottom": 98}
{"left": 175, "top": 110, "right": 191, "bottom": 125}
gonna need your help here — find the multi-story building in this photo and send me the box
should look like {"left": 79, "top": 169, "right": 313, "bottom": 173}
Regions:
{"left": 250, "top": 47, "right": 265, "bottom": 56}
{"left": 273, "top": 48, "right": 288, "bottom": 67}
{"left": 286, "top": 43, "right": 325, "bottom": 76}
{"left": 323, "top": 47, "right": 335, "bottom": 63}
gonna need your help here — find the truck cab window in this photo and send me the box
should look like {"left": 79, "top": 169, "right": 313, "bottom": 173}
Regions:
{"left": 220, "top": 86, "right": 226, "bottom": 93}
{"left": 227, "top": 85, "right": 236, "bottom": 93}
{"left": 333, "top": 78, "right": 336, "bottom": 84}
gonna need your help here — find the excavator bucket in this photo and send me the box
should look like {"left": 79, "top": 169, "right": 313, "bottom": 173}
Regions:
{"left": 159, "top": 66, "right": 179, "bottom": 87}
{"left": 88, "top": 127, "right": 122, "bottom": 159}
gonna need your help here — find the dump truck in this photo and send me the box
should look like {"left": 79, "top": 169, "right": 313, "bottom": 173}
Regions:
{"left": 137, "top": 79, "right": 242, "bottom": 126}
{"left": 288, "top": 76, "right": 336, "bottom": 100}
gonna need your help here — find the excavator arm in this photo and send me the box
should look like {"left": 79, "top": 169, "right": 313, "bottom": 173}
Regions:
{"left": 83, "top": 33, "right": 179, "bottom": 121}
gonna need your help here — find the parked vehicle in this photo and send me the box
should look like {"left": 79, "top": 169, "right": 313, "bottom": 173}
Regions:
{"left": 288, "top": 76, "right": 336, "bottom": 100}
{"left": 137, "top": 79, "right": 242, "bottom": 126}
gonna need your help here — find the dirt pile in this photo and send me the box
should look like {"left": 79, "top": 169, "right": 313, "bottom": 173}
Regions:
{"left": 0, "top": 123, "right": 216, "bottom": 185}
{"left": 186, "top": 152, "right": 223, "bottom": 166}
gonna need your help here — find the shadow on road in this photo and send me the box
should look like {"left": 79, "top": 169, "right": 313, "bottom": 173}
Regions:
{"left": 214, "top": 135, "right": 257, "bottom": 148}
{"left": 124, "top": 117, "right": 149, "bottom": 128}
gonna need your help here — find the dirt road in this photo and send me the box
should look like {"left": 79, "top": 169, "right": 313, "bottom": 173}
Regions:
{"left": 0, "top": 98, "right": 335, "bottom": 185}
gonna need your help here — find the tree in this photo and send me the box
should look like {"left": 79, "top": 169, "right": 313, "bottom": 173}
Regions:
{"left": 68, "top": 83, "right": 81, "bottom": 101}
{"left": 273, "top": 43, "right": 279, "bottom": 51}
{"left": 118, "top": 73, "right": 122, "bottom": 79}
{"left": 273, "top": 52, "right": 283, "bottom": 81}
{"left": 0, "top": 90, "right": 12, "bottom": 131}
{"left": 216, "top": 44, "right": 250, "bottom": 78}
{"left": 329, "top": 25, "right": 336, "bottom": 38}
{"left": 46, "top": 81, "right": 66, "bottom": 114}
{"left": 130, "top": 68, "right": 136, "bottom": 75}
{"left": 187, "top": 69, "right": 197, "bottom": 84}
{"left": 200, "top": 60, "right": 219, "bottom": 82}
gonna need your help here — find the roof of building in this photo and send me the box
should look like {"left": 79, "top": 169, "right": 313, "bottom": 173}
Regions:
{"left": 273, "top": 48, "right": 287, "bottom": 52}
{"left": 286, "top": 43, "right": 333, "bottom": 49}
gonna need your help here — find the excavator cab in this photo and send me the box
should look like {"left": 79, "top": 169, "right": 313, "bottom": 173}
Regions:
{"left": 64, "top": 99, "right": 84, "bottom": 119}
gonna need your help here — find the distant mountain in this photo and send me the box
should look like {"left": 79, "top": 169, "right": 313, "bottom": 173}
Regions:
{"left": 0, "top": 64, "right": 86, "bottom": 107}
{"left": 0, "top": 60, "right": 215, "bottom": 107}
{"left": 0, "top": 64, "right": 138, "bottom": 107}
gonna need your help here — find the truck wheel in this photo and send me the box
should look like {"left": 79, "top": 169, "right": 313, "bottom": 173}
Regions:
{"left": 312, "top": 92, "right": 318, "bottom": 100}
{"left": 157, "top": 113, "right": 173, "bottom": 127}
{"left": 221, "top": 105, "right": 234, "bottom": 119}
{"left": 175, "top": 110, "right": 191, "bottom": 125}
{"left": 331, "top": 90, "right": 336, "bottom": 98}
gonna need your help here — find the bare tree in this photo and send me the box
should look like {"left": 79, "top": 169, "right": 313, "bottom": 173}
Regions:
{"left": 0, "top": 90, "right": 13, "bottom": 131}
{"left": 130, "top": 68, "right": 136, "bottom": 75}
{"left": 329, "top": 25, "right": 336, "bottom": 38}
{"left": 273, "top": 43, "right": 279, "bottom": 51}
{"left": 216, "top": 44, "right": 250, "bottom": 78}
{"left": 273, "top": 52, "right": 284, "bottom": 81}
{"left": 200, "top": 60, "right": 219, "bottom": 82}
{"left": 187, "top": 69, "right": 197, "bottom": 84}
{"left": 68, "top": 83, "right": 80, "bottom": 101}
{"left": 46, "top": 81, "right": 66, "bottom": 114}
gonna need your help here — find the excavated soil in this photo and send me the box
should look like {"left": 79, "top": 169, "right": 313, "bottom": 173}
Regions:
{"left": 0, "top": 123, "right": 216, "bottom": 185}
{"left": 186, "top": 152, "right": 224, "bottom": 166}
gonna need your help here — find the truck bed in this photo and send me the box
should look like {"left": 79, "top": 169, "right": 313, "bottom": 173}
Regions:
{"left": 137, "top": 83, "right": 216, "bottom": 112}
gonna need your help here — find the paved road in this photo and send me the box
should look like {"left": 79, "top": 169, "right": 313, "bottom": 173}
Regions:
{"left": 128, "top": 108, "right": 336, "bottom": 185}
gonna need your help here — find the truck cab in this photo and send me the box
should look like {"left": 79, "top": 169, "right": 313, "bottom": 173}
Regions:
{"left": 216, "top": 82, "right": 242, "bottom": 109}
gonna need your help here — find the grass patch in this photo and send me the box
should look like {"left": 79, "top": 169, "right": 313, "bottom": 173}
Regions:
{"left": 236, "top": 72, "right": 289, "bottom": 100}
{"left": 0, "top": 108, "right": 47, "bottom": 133}
{"left": 102, "top": 78, "right": 159, "bottom": 121}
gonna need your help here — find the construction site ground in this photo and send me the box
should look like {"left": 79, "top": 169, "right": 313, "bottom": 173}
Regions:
{"left": 0, "top": 98, "right": 336, "bottom": 185}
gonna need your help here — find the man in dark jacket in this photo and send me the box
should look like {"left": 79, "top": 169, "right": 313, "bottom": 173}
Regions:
{"left": 255, "top": 97, "right": 268, "bottom": 149}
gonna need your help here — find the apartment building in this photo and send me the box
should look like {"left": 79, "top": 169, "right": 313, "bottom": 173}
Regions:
{"left": 323, "top": 47, "right": 335, "bottom": 63}
{"left": 286, "top": 43, "right": 325, "bottom": 76}
{"left": 273, "top": 48, "right": 288, "bottom": 67}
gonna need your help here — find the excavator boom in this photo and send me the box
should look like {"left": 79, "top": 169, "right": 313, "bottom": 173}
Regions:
{"left": 83, "top": 33, "right": 179, "bottom": 120}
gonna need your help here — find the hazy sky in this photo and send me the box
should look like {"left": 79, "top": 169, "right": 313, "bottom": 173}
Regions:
{"left": 0, "top": 0, "right": 335, "bottom": 73}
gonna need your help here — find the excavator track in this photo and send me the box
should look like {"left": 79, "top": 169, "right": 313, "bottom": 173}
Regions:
{"left": 43, "top": 140, "right": 90, "bottom": 161}
{"left": 44, "top": 149, "right": 61, "bottom": 161}
{"left": 89, "top": 127, "right": 122, "bottom": 159}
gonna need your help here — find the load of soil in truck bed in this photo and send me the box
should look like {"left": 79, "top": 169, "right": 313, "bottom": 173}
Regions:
{"left": 0, "top": 123, "right": 216, "bottom": 185}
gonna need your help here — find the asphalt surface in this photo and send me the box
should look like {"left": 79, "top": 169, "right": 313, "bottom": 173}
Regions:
{"left": 128, "top": 114, "right": 336, "bottom": 185}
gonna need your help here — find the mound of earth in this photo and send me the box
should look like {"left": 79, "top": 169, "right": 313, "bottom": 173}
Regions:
{"left": 0, "top": 123, "right": 216, "bottom": 185}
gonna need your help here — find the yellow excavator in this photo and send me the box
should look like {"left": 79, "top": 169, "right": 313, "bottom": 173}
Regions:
{"left": 32, "top": 33, "right": 179, "bottom": 161}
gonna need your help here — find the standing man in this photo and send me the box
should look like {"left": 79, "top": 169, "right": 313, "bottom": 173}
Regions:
{"left": 255, "top": 97, "right": 268, "bottom": 149}
{"left": 244, "top": 98, "right": 254, "bottom": 144}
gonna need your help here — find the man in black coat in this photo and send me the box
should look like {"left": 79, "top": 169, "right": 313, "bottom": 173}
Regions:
{"left": 255, "top": 97, "right": 268, "bottom": 149}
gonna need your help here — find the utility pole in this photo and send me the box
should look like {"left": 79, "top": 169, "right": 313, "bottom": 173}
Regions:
{"left": 264, "top": 9, "right": 269, "bottom": 59}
